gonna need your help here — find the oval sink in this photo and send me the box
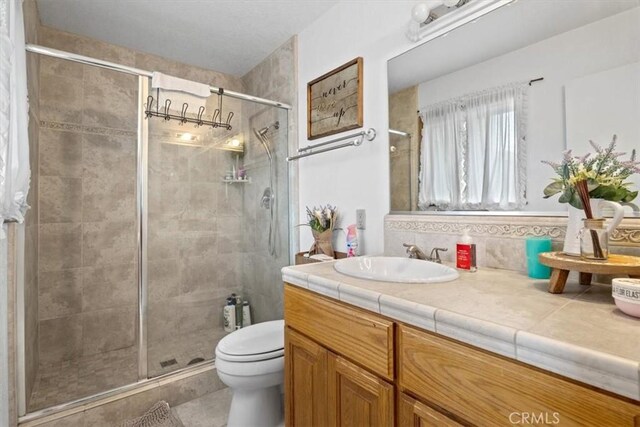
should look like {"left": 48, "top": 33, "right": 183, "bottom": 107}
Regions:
{"left": 334, "top": 256, "right": 459, "bottom": 284}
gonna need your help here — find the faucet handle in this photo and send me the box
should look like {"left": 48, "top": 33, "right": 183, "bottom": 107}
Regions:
{"left": 403, "top": 243, "right": 417, "bottom": 258}
{"left": 429, "top": 247, "right": 447, "bottom": 263}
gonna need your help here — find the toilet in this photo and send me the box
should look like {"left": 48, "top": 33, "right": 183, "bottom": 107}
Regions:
{"left": 215, "top": 320, "right": 285, "bottom": 427}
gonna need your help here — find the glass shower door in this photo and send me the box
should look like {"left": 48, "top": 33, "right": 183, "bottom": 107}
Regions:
{"left": 145, "top": 88, "right": 290, "bottom": 376}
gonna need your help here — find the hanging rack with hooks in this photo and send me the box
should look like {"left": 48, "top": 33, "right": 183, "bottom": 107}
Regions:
{"left": 144, "top": 88, "right": 234, "bottom": 130}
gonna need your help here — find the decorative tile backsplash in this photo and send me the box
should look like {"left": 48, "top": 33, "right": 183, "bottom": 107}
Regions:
{"left": 384, "top": 214, "right": 640, "bottom": 274}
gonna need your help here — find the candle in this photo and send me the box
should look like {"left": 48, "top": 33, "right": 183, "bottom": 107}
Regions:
{"left": 525, "top": 237, "right": 552, "bottom": 279}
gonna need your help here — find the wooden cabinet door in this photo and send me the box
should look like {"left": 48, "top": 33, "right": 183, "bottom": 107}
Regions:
{"left": 328, "top": 353, "right": 394, "bottom": 427}
{"left": 285, "top": 327, "right": 328, "bottom": 427}
{"left": 398, "top": 392, "right": 463, "bottom": 427}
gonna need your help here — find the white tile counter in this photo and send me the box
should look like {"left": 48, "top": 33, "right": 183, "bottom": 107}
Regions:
{"left": 282, "top": 261, "right": 640, "bottom": 401}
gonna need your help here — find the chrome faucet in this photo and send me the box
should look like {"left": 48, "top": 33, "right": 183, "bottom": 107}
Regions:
{"left": 403, "top": 243, "right": 448, "bottom": 263}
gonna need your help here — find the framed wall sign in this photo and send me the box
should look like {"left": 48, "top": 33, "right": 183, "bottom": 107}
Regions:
{"left": 307, "top": 57, "right": 363, "bottom": 140}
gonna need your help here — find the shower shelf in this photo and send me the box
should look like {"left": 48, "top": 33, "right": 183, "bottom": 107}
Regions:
{"left": 222, "top": 178, "right": 251, "bottom": 184}
{"left": 222, "top": 178, "right": 251, "bottom": 198}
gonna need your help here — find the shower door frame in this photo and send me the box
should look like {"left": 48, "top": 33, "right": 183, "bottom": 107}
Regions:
{"left": 18, "top": 44, "right": 296, "bottom": 422}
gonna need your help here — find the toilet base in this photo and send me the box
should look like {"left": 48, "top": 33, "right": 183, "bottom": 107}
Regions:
{"left": 227, "top": 385, "right": 283, "bottom": 427}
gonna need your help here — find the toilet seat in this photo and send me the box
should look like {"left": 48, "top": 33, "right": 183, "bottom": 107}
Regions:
{"left": 216, "top": 320, "right": 284, "bottom": 363}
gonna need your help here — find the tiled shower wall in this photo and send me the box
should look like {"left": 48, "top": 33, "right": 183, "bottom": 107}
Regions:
{"left": 23, "top": 0, "right": 40, "bottom": 407}
{"left": 36, "top": 29, "right": 140, "bottom": 401}
{"left": 32, "top": 24, "right": 246, "bottom": 404}
{"left": 240, "top": 36, "right": 297, "bottom": 323}
{"left": 389, "top": 85, "right": 420, "bottom": 212}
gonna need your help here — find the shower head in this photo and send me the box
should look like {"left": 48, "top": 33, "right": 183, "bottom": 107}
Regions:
{"left": 256, "top": 121, "right": 280, "bottom": 137}
{"left": 253, "top": 127, "right": 273, "bottom": 160}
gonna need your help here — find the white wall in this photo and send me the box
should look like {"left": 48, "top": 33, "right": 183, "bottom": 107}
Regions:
{"left": 417, "top": 8, "right": 640, "bottom": 211}
{"left": 297, "top": 2, "right": 417, "bottom": 254}
{"left": 566, "top": 61, "right": 640, "bottom": 212}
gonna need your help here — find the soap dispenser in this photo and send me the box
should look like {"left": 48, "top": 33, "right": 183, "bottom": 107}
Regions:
{"left": 456, "top": 229, "right": 477, "bottom": 272}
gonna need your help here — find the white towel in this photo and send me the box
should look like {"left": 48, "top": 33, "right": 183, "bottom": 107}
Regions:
{"left": 151, "top": 72, "right": 211, "bottom": 115}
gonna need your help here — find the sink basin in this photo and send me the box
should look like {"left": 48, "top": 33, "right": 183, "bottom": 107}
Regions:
{"left": 334, "top": 256, "right": 459, "bottom": 284}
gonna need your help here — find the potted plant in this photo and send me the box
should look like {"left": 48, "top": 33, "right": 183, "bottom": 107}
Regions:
{"left": 542, "top": 135, "right": 639, "bottom": 256}
{"left": 305, "top": 205, "right": 338, "bottom": 257}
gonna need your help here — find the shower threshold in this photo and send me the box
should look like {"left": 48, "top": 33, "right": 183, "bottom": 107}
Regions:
{"left": 18, "top": 360, "right": 216, "bottom": 426}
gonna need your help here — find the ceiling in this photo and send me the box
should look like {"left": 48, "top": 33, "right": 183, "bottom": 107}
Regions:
{"left": 36, "top": 0, "right": 338, "bottom": 76}
{"left": 388, "top": 0, "right": 640, "bottom": 93}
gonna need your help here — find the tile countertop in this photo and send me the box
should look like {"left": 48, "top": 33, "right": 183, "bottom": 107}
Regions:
{"left": 281, "top": 261, "right": 640, "bottom": 401}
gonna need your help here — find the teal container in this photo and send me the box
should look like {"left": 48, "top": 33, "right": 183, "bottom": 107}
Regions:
{"left": 525, "top": 237, "right": 552, "bottom": 279}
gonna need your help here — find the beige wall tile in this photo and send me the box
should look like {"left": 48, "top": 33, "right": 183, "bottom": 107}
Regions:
{"left": 40, "top": 73, "right": 83, "bottom": 124}
{"left": 39, "top": 26, "right": 83, "bottom": 53}
{"left": 82, "top": 68, "right": 137, "bottom": 130}
{"left": 82, "top": 221, "right": 136, "bottom": 267}
{"left": 39, "top": 269, "right": 83, "bottom": 320}
{"left": 39, "top": 223, "right": 82, "bottom": 271}
{"left": 82, "top": 176, "right": 136, "bottom": 223}
{"left": 82, "top": 306, "right": 136, "bottom": 356}
{"left": 83, "top": 133, "right": 135, "bottom": 177}
{"left": 40, "top": 56, "right": 84, "bottom": 80}
{"left": 148, "top": 259, "right": 181, "bottom": 302}
{"left": 39, "top": 315, "right": 82, "bottom": 364}
{"left": 82, "top": 263, "right": 137, "bottom": 311}
{"left": 40, "top": 176, "right": 83, "bottom": 223}
{"left": 22, "top": 0, "right": 40, "bottom": 44}
{"left": 188, "top": 182, "right": 218, "bottom": 219}
{"left": 485, "top": 237, "right": 528, "bottom": 273}
{"left": 39, "top": 128, "right": 83, "bottom": 177}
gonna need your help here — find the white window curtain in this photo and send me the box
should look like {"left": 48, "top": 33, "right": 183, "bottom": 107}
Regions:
{"left": 0, "top": 0, "right": 31, "bottom": 237}
{"left": 418, "top": 82, "right": 527, "bottom": 210}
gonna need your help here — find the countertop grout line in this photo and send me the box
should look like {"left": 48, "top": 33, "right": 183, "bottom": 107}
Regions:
{"left": 522, "top": 284, "right": 594, "bottom": 331}
{"left": 284, "top": 263, "right": 640, "bottom": 400}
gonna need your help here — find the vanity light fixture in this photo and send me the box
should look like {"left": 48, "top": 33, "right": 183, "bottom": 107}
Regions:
{"left": 406, "top": 0, "right": 514, "bottom": 43}
{"left": 178, "top": 132, "right": 196, "bottom": 142}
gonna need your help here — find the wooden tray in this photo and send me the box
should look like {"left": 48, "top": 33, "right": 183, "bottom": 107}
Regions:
{"left": 538, "top": 251, "right": 640, "bottom": 294}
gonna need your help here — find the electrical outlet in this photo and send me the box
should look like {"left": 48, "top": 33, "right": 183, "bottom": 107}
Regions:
{"left": 356, "top": 209, "right": 366, "bottom": 230}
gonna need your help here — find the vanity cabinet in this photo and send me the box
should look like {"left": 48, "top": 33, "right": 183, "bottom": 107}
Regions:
{"left": 284, "top": 284, "right": 640, "bottom": 426}
{"left": 398, "top": 393, "right": 462, "bottom": 427}
{"left": 284, "top": 285, "right": 394, "bottom": 427}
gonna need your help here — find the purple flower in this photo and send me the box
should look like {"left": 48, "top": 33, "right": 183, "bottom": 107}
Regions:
{"left": 589, "top": 140, "right": 603, "bottom": 153}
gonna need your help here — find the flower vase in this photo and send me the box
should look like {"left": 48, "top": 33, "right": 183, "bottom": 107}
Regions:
{"left": 309, "top": 229, "right": 334, "bottom": 258}
{"left": 563, "top": 199, "right": 625, "bottom": 256}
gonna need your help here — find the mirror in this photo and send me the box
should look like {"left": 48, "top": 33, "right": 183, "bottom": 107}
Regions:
{"left": 388, "top": 0, "right": 640, "bottom": 215}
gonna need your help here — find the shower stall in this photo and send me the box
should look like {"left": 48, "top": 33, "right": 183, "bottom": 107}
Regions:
{"left": 18, "top": 43, "right": 292, "bottom": 419}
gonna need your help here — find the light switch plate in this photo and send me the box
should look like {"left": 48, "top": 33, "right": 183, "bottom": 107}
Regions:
{"left": 356, "top": 209, "right": 366, "bottom": 230}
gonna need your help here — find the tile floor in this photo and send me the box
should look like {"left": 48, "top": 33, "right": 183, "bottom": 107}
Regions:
{"left": 148, "top": 328, "right": 227, "bottom": 378}
{"left": 172, "top": 387, "right": 232, "bottom": 427}
{"left": 28, "top": 346, "right": 138, "bottom": 411}
{"left": 28, "top": 328, "right": 228, "bottom": 412}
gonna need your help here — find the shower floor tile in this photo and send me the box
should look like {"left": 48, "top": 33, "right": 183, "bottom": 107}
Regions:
{"left": 27, "top": 328, "right": 228, "bottom": 412}
{"left": 28, "top": 346, "right": 138, "bottom": 412}
{"left": 148, "top": 328, "right": 227, "bottom": 378}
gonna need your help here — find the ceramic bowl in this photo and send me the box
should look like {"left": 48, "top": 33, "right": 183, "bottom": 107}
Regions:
{"left": 612, "top": 278, "right": 640, "bottom": 318}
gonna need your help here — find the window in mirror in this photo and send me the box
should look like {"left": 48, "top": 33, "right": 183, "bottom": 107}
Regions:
{"left": 388, "top": 0, "right": 640, "bottom": 215}
{"left": 418, "top": 82, "right": 527, "bottom": 210}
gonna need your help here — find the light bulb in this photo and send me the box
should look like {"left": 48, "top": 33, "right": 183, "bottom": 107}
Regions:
{"left": 230, "top": 139, "right": 240, "bottom": 147}
{"left": 411, "top": 3, "right": 431, "bottom": 23}
{"left": 443, "top": 0, "right": 459, "bottom": 7}
{"left": 411, "top": 1, "right": 445, "bottom": 23}
{"left": 179, "top": 132, "right": 193, "bottom": 141}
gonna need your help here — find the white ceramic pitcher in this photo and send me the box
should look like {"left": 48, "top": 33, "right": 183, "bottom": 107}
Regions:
{"left": 563, "top": 199, "right": 625, "bottom": 256}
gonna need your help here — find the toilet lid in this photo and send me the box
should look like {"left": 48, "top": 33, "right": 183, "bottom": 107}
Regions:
{"left": 216, "top": 320, "right": 284, "bottom": 362}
